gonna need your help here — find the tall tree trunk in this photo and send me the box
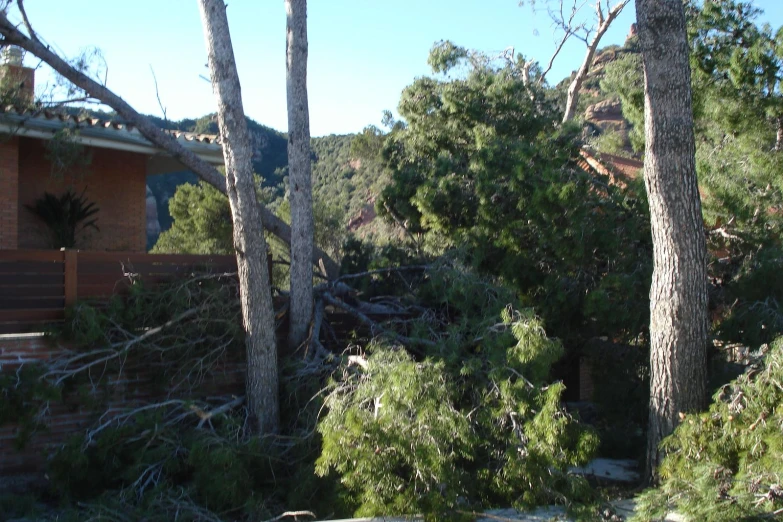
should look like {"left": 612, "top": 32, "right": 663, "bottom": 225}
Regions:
{"left": 198, "top": 0, "right": 279, "bottom": 434}
{"left": 636, "top": 0, "right": 708, "bottom": 482}
{"left": 285, "top": 0, "right": 315, "bottom": 350}
{"left": 562, "top": 1, "right": 627, "bottom": 123}
{"left": 0, "top": 7, "right": 340, "bottom": 279}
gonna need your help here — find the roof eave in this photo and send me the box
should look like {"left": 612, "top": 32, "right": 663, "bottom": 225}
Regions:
{"left": 0, "top": 113, "right": 224, "bottom": 166}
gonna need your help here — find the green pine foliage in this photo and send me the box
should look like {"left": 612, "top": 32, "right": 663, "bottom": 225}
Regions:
{"left": 317, "top": 286, "right": 598, "bottom": 519}
{"left": 311, "top": 133, "right": 386, "bottom": 223}
{"left": 152, "top": 181, "right": 234, "bottom": 255}
{"left": 377, "top": 41, "right": 652, "bottom": 347}
{"left": 316, "top": 348, "right": 474, "bottom": 519}
{"left": 632, "top": 339, "right": 783, "bottom": 521}
{"left": 47, "top": 413, "right": 279, "bottom": 518}
{"left": 0, "top": 364, "right": 61, "bottom": 449}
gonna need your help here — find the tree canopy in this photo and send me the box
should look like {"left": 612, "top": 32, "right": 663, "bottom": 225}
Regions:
{"left": 376, "top": 42, "right": 652, "bottom": 347}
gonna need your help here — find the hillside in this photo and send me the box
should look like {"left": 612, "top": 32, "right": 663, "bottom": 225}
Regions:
{"left": 144, "top": 115, "right": 386, "bottom": 248}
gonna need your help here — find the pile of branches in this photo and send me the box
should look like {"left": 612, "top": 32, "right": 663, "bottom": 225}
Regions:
{"left": 2, "top": 271, "right": 249, "bottom": 446}
{"left": 0, "top": 272, "right": 300, "bottom": 521}
{"left": 2, "top": 258, "right": 603, "bottom": 521}
{"left": 1, "top": 262, "right": 442, "bottom": 521}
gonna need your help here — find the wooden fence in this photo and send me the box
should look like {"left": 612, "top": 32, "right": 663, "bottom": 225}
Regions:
{"left": 0, "top": 250, "right": 238, "bottom": 334}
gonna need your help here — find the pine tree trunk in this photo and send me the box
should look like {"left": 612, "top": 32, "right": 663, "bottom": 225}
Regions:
{"left": 285, "top": 0, "right": 315, "bottom": 350}
{"left": 636, "top": 0, "right": 708, "bottom": 482}
{"left": 198, "top": 0, "right": 279, "bottom": 434}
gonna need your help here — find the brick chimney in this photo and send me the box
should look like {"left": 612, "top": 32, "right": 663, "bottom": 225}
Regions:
{"left": 0, "top": 46, "right": 35, "bottom": 105}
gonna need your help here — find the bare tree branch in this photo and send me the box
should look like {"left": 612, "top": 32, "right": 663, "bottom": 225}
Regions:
{"left": 149, "top": 64, "right": 167, "bottom": 123}
{"left": 538, "top": 29, "right": 571, "bottom": 84}
{"left": 321, "top": 291, "right": 436, "bottom": 348}
{"left": 332, "top": 264, "right": 429, "bottom": 284}
{"left": 562, "top": 0, "right": 629, "bottom": 122}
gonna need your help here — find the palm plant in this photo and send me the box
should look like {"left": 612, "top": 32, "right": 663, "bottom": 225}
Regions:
{"left": 26, "top": 189, "right": 99, "bottom": 249}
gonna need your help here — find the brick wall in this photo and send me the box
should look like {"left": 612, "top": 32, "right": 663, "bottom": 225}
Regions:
{"left": 0, "top": 137, "right": 19, "bottom": 249}
{"left": 0, "top": 334, "right": 245, "bottom": 480}
{"left": 17, "top": 137, "right": 147, "bottom": 252}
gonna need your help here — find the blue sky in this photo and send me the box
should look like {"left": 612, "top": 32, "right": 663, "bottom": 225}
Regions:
{"left": 12, "top": 1, "right": 783, "bottom": 137}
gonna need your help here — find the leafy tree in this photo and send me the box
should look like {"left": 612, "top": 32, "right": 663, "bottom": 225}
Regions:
{"left": 378, "top": 42, "right": 652, "bottom": 347}
{"left": 151, "top": 181, "right": 233, "bottom": 255}
{"left": 688, "top": 0, "right": 783, "bottom": 149}
{"left": 153, "top": 180, "right": 346, "bottom": 282}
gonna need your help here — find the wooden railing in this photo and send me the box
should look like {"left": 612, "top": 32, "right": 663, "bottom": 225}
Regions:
{"left": 0, "top": 250, "right": 237, "bottom": 335}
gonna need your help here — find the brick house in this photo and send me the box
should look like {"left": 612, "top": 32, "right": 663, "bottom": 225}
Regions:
{"left": 0, "top": 55, "right": 235, "bottom": 483}
{"left": 0, "top": 55, "right": 223, "bottom": 253}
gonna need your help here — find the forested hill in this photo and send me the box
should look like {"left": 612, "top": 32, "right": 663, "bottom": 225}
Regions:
{"left": 147, "top": 114, "right": 289, "bottom": 183}
{"left": 143, "top": 113, "right": 384, "bottom": 245}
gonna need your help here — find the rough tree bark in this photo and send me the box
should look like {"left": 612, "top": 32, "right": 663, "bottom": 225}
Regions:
{"left": 285, "top": 0, "right": 315, "bottom": 350}
{"left": 197, "top": 0, "right": 279, "bottom": 434}
{"left": 636, "top": 0, "right": 708, "bottom": 482}
{"left": 561, "top": 0, "right": 628, "bottom": 122}
{"left": 0, "top": 4, "right": 339, "bottom": 279}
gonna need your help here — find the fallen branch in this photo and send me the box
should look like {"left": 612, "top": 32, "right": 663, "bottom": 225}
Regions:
{"left": 191, "top": 395, "right": 245, "bottom": 428}
{"left": 321, "top": 291, "right": 436, "bottom": 348}
{"left": 261, "top": 510, "right": 316, "bottom": 522}
{"left": 46, "top": 307, "right": 202, "bottom": 385}
{"left": 334, "top": 265, "right": 429, "bottom": 283}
